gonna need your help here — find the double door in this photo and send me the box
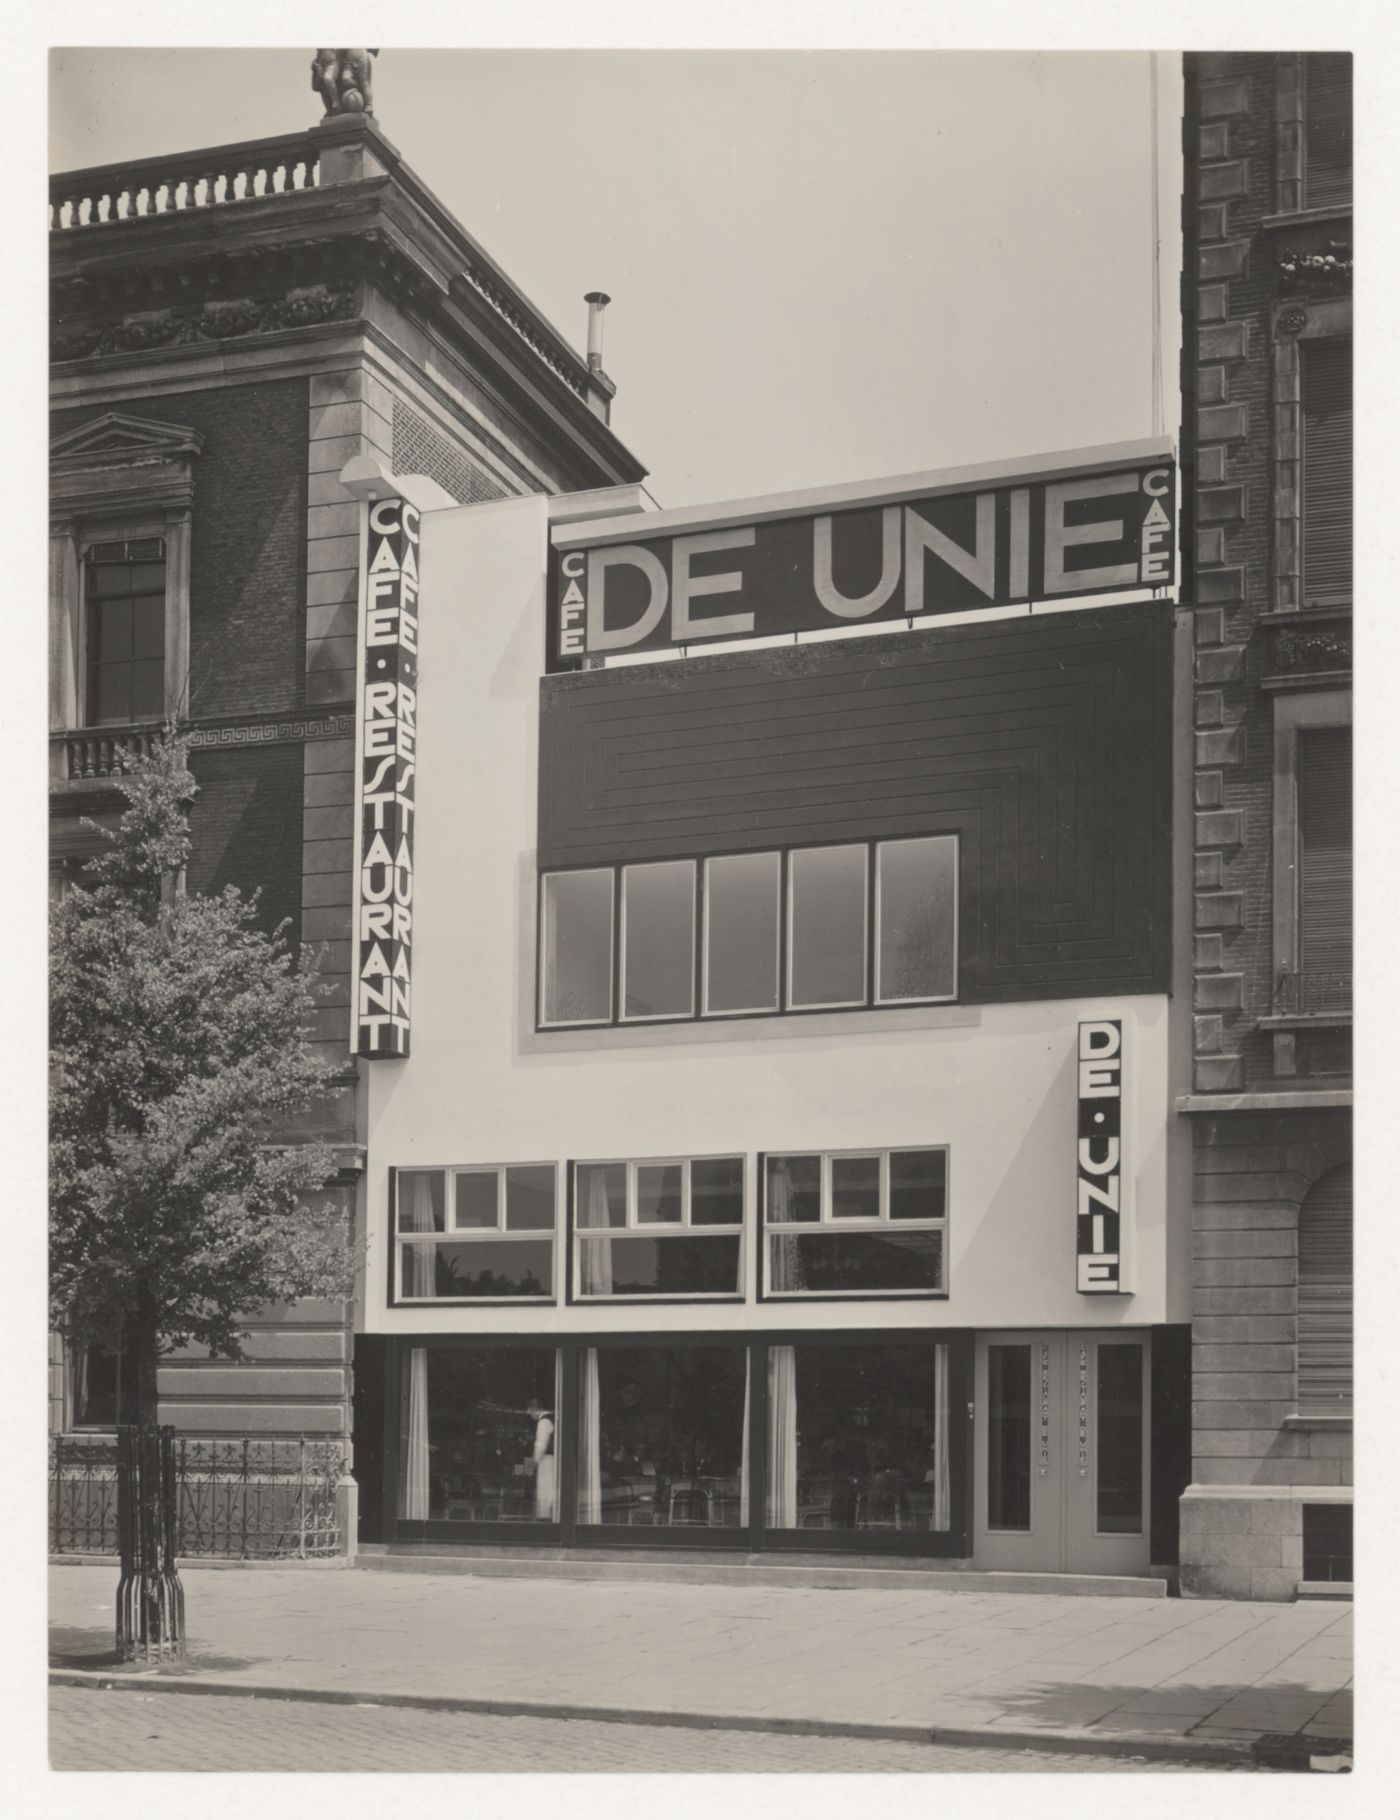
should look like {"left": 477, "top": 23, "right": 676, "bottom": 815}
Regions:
{"left": 973, "top": 1331, "right": 1150, "bottom": 1577}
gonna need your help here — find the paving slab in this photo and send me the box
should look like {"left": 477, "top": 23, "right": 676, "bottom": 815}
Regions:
{"left": 49, "top": 1561, "right": 1352, "bottom": 1767}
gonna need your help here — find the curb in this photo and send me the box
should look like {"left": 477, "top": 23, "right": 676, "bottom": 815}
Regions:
{"left": 49, "top": 1669, "right": 1277, "bottom": 1767}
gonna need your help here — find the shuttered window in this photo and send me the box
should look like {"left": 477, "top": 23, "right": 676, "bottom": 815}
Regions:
{"left": 1297, "top": 1164, "right": 1352, "bottom": 1412}
{"left": 1304, "top": 54, "right": 1352, "bottom": 210}
{"left": 1298, "top": 726, "right": 1352, "bottom": 1012}
{"left": 1301, "top": 340, "right": 1352, "bottom": 604}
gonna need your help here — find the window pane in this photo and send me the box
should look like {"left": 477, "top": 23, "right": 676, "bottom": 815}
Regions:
{"left": 576, "top": 1162, "right": 627, "bottom": 1228}
{"left": 987, "top": 1345, "right": 1032, "bottom": 1531}
{"left": 87, "top": 562, "right": 131, "bottom": 599}
{"left": 541, "top": 870, "right": 613, "bottom": 1024}
{"left": 622, "top": 861, "right": 695, "bottom": 1019}
{"left": 130, "top": 660, "right": 165, "bottom": 719}
{"left": 830, "top": 1155, "right": 880, "bottom": 1219}
{"left": 766, "top": 1154, "right": 820, "bottom": 1223}
{"left": 583, "top": 1233, "right": 741, "bottom": 1297}
{"left": 397, "top": 1170, "right": 446, "bottom": 1232}
{"left": 131, "top": 595, "right": 165, "bottom": 660}
{"left": 128, "top": 562, "right": 166, "bottom": 595}
{"left": 767, "top": 1229, "right": 942, "bottom": 1294}
{"left": 877, "top": 837, "right": 956, "bottom": 1001}
{"left": 92, "top": 664, "right": 130, "bottom": 725}
{"left": 789, "top": 845, "right": 867, "bottom": 1007}
{"left": 636, "top": 1163, "right": 683, "bottom": 1224}
{"left": 580, "top": 1346, "right": 748, "bottom": 1527}
{"left": 704, "top": 852, "right": 780, "bottom": 1013}
{"left": 767, "top": 1342, "right": 950, "bottom": 1533}
{"left": 454, "top": 1172, "right": 499, "bottom": 1229}
{"left": 691, "top": 1156, "right": 744, "bottom": 1226}
{"left": 1095, "top": 1344, "right": 1144, "bottom": 1535}
{"left": 889, "top": 1150, "right": 947, "bottom": 1221}
{"left": 97, "top": 599, "right": 132, "bottom": 660}
{"left": 399, "top": 1346, "right": 559, "bottom": 1521}
{"left": 505, "top": 1166, "right": 556, "bottom": 1232}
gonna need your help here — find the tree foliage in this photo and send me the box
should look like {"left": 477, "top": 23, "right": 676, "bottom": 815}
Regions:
{"left": 50, "top": 733, "right": 353, "bottom": 1419}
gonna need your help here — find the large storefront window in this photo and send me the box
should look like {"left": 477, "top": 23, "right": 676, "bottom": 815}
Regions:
{"left": 578, "top": 1344, "right": 749, "bottom": 1528}
{"left": 397, "top": 1346, "right": 561, "bottom": 1523}
{"left": 765, "top": 1341, "right": 951, "bottom": 1533}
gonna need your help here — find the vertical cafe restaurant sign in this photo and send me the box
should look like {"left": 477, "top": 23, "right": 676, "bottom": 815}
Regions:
{"left": 356, "top": 497, "right": 419, "bottom": 1058}
{"left": 551, "top": 443, "right": 1175, "bottom": 665}
{"left": 1076, "top": 1020, "right": 1125, "bottom": 1293}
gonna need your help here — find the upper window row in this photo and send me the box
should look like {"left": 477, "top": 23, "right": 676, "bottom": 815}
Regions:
{"left": 539, "top": 836, "right": 958, "bottom": 1029}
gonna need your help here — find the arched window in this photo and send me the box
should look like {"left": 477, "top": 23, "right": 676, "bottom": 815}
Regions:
{"left": 1297, "top": 1163, "right": 1353, "bottom": 1414}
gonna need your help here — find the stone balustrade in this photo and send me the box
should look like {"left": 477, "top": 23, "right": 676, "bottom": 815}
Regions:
{"left": 53, "top": 726, "right": 161, "bottom": 782}
{"left": 49, "top": 133, "right": 321, "bottom": 232}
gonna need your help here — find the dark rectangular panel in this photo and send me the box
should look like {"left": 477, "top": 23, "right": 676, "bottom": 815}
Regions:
{"left": 539, "top": 604, "right": 1172, "bottom": 1002}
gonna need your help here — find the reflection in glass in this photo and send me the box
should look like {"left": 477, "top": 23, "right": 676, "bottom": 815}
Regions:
{"left": 889, "top": 1150, "right": 947, "bottom": 1221}
{"left": 987, "top": 1345, "right": 1031, "bottom": 1531}
{"left": 766, "top": 1229, "right": 943, "bottom": 1294}
{"left": 454, "top": 1171, "right": 498, "bottom": 1228}
{"left": 788, "top": 845, "right": 867, "bottom": 1007}
{"left": 578, "top": 1346, "right": 748, "bottom": 1528}
{"left": 579, "top": 1232, "right": 742, "bottom": 1296}
{"left": 1096, "top": 1344, "right": 1144, "bottom": 1535}
{"left": 876, "top": 836, "right": 957, "bottom": 1001}
{"left": 505, "top": 1166, "right": 556, "bottom": 1231}
{"left": 636, "top": 1163, "right": 683, "bottom": 1223}
{"left": 766, "top": 1342, "right": 950, "bottom": 1532}
{"left": 691, "top": 1156, "right": 745, "bottom": 1226}
{"left": 704, "top": 852, "right": 781, "bottom": 1014}
{"left": 398, "top": 1346, "right": 560, "bottom": 1522}
{"left": 541, "top": 869, "right": 613, "bottom": 1024}
{"left": 622, "top": 861, "right": 696, "bottom": 1019}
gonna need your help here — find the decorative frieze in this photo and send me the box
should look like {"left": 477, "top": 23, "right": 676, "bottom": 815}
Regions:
{"left": 52, "top": 279, "right": 359, "bottom": 363}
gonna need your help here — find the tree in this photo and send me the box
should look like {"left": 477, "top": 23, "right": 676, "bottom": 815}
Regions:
{"left": 50, "top": 731, "right": 354, "bottom": 1428}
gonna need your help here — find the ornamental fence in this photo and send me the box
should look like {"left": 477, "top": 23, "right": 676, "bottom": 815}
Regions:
{"left": 50, "top": 1433, "right": 346, "bottom": 1559}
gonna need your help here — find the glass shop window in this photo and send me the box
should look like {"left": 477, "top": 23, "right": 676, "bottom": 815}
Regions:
{"left": 540, "top": 868, "right": 614, "bottom": 1026}
{"left": 574, "top": 1156, "right": 745, "bottom": 1299}
{"left": 765, "top": 1341, "right": 952, "bottom": 1533}
{"left": 875, "top": 836, "right": 958, "bottom": 1003}
{"left": 577, "top": 1344, "right": 749, "bottom": 1528}
{"left": 396, "top": 1166, "right": 556, "bottom": 1301}
{"left": 621, "top": 860, "right": 696, "bottom": 1020}
{"left": 765, "top": 1149, "right": 947, "bottom": 1296}
{"left": 703, "top": 851, "right": 781, "bottom": 1015}
{"left": 398, "top": 1345, "right": 561, "bottom": 1523}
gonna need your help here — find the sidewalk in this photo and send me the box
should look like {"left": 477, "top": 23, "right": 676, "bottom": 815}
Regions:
{"left": 49, "top": 1562, "right": 1353, "bottom": 1767}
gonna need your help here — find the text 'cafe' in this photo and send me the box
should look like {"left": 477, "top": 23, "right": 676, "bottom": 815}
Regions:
{"left": 345, "top": 439, "right": 1192, "bottom": 1582}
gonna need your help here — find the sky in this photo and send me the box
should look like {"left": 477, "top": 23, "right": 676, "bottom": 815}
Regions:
{"left": 48, "top": 46, "right": 1180, "bottom": 512}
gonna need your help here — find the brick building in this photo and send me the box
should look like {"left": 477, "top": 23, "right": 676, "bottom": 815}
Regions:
{"left": 48, "top": 109, "right": 645, "bottom": 1463}
{"left": 1177, "top": 53, "right": 1352, "bottom": 1597}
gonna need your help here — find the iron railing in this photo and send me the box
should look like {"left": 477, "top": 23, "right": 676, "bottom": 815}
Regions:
{"left": 50, "top": 1433, "right": 346, "bottom": 1559}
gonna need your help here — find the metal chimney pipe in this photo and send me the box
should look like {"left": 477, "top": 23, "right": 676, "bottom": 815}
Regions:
{"left": 584, "top": 291, "right": 611, "bottom": 373}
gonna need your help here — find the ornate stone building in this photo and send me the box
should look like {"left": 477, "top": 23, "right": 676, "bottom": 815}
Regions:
{"left": 48, "top": 107, "right": 645, "bottom": 1464}
{"left": 1177, "top": 53, "right": 1352, "bottom": 1597}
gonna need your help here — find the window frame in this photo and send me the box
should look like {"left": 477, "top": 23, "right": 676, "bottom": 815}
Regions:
{"left": 1271, "top": 302, "right": 1350, "bottom": 616}
{"left": 760, "top": 1145, "right": 950, "bottom": 1302}
{"left": 570, "top": 1153, "right": 747, "bottom": 1304}
{"left": 701, "top": 849, "right": 783, "bottom": 1017}
{"left": 538, "top": 835, "right": 959, "bottom": 1032}
{"left": 392, "top": 1163, "right": 560, "bottom": 1306}
{"left": 1269, "top": 688, "right": 1351, "bottom": 1026}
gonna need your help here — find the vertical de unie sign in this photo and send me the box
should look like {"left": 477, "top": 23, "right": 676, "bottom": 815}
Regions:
{"left": 356, "top": 497, "right": 419, "bottom": 1059}
{"left": 1077, "top": 1020, "right": 1125, "bottom": 1293}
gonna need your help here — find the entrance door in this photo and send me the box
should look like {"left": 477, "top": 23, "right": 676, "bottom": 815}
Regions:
{"left": 973, "top": 1332, "right": 1150, "bottom": 1576}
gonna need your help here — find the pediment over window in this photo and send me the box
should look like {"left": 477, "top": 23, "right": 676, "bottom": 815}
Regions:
{"left": 50, "top": 411, "right": 204, "bottom": 475}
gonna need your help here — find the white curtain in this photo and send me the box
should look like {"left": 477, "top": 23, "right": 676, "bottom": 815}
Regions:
{"left": 579, "top": 1348, "right": 602, "bottom": 1523}
{"left": 766, "top": 1345, "right": 798, "bottom": 1527}
{"left": 739, "top": 1353, "right": 751, "bottom": 1527}
{"left": 401, "top": 1346, "right": 431, "bottom": 1519}
{"left": 767, "top": 1162, "right": 806, "bottom": 1294}
{"left": 402, "top": 1173, "right": 438, "bottom": 1298}
{"left": 931, "top": 1343, "right": 951, "bottom": 1532}
{"left": 579, "top": 1168, "right": 615, "bottom": 1296}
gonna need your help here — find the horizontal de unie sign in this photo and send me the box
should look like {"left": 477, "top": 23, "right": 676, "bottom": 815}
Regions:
{"left": 356, "top": 497, "right": 419, "bottom": 1059}
{"left": 552, "top": 443, "right": 1175, "bottom": 664}
{"left": 1077, "top": 1020, "right": 1125, "bottom": 1294}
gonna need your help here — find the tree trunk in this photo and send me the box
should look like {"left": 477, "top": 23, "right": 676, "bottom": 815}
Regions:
{"left": 115, "top": 1322, "right": 184, "bottom": 1663}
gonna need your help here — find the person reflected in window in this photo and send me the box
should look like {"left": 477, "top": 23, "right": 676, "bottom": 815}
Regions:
{"left": 525, "top": 1397, "right": 556, "bottom": 1520}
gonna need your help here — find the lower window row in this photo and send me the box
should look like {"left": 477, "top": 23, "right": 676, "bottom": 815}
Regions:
{"left": 398, "top": 1340, "right": 954, "bottom": 1534}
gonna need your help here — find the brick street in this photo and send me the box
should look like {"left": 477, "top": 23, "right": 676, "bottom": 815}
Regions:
{"left": 49, "top": 1687, "right": 1254, "bottom": 1773}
